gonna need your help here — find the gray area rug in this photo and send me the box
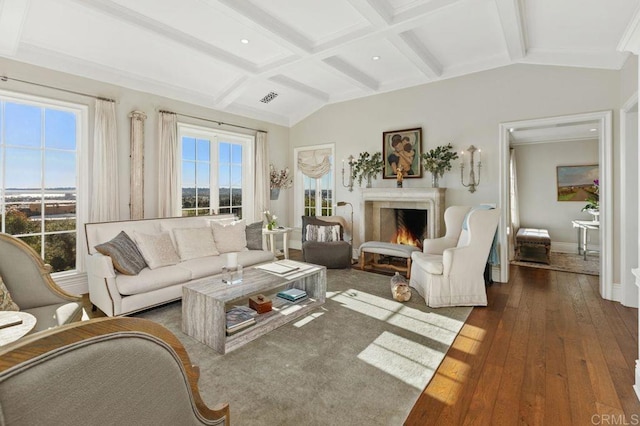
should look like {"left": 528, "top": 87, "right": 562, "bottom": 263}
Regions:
{"left": 511, "top": 251, "right": 599, "bottom": 276}
{"left": 134, "top": 268, "right": 471, "bottom": 425}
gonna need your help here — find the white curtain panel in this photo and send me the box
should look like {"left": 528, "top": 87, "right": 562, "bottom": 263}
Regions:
{"left": 90, "top": 99, "right": 119, "bottom": 222}
{"left": 158, "top": 112, "right": 179, "bottom": 217}
{"left": 297, "top": 148, "right": 332, "bottom": 178}
{"left": 254, "top": 131, "right": 269, "bottom": 219}
{"left": 509, "top": 148, "right": 520, "bottom": 259}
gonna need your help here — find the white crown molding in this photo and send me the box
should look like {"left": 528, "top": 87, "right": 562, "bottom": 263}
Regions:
{"left": 520, "top": 48, "right": 630, "bottom": 70}
{"left": 494, "top": 0, "right": 527, "bottom": 60}
{"left": 510, "top": 136, "right": 598, "bottom": 146}
{"left": 618, "top": 4, "right": 640, "bottom": 54}
{"left": 0, "top": 0, "right": 30, "bottom": 56}
{"left": 223, "top": 102, "right": 290, "bottom": 127}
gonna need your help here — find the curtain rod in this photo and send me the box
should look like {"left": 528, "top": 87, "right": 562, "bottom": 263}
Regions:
{"left": 159, "top": 109, "right": 267, "bottom": 134}
{"left": 0, "top": 75, "right": 115, "bottom": 102}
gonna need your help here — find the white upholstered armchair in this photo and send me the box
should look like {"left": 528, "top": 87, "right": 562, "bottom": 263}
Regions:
{"left": 409, "top": 206, "right": 500, "bottom": 308}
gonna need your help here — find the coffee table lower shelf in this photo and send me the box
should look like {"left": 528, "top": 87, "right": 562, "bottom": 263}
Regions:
{"left": 182, "top": 261, "right": 326, "bottom": 354}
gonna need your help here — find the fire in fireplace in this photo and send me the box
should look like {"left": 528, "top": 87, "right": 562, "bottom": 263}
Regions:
{"left": 389, "top": 209, "right": 427, "bottom": 249}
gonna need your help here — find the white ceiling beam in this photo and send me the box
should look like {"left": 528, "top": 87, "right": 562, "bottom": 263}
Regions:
{"left": 70, "top": 0, "right": 258, "bottom": 72}
{"left": 213, "top": 76, "right": 251, "bottom": 109}
{"left": 268, "top": 75, "right": 330, "bottom": 102}
{"left": 494, "top": 0, "right": 527, "bottom": 60}
{"left": 347, "top": 0, "right": 393, "bottom": 25}
{"left": 322, "top": 56, "right": 378, "bottom": 91}
{"left": 393, "top": 0, "right": 464, "bottom": 24}
{"left": 389, "top": 31, "right": 442, "bottom": 79}
{"left": 0, "top": 0, "right": 30, "bottom": 56}
{"left": 618, "top": 4, "right": 640, "bottom": 54}
{"left": 215, "top": 0, "right": 314, "bottom": 54}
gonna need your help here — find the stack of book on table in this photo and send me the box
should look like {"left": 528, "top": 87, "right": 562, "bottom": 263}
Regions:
{"left": 276, "top": 288, "right": 308, "bottom": 304}
{"left": 226, "top": 306, "right": 257, "bottom": 335}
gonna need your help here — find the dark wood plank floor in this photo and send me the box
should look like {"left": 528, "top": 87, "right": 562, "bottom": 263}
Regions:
{"left": 405, "top": 265, "right": 640, "bottom": 425}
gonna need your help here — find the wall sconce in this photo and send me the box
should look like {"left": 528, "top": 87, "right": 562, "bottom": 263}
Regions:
{"left": 341, "top": 155, "right": 354, "bottom": 192}
{"left": 460, "top": 145, "right": 481, "bottom": 193}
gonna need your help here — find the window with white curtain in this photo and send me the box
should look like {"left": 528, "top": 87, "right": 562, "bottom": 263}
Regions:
{"left": 294, "top": 144, "right": 335, "bottom": 226}
{"left": 178, "top": 123, "right": 254, "bottom": 220}
{"left": 0, "top": 91, "right": 88, "bottom": 273}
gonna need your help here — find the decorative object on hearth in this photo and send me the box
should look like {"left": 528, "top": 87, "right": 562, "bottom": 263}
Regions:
{"left": 382, "top": 127, "right": 422, "bottom": 179}
{"left": 351, "top": 151, "right": 383, "bottom": 188}
{"left": 421, "top": 143, "right": 459, "bottom": 188}
{"left": 390, "top": 272, "right": 412, "bottom": 302}
{"left": 459, "top": 145, "right": 481, "bottom": 192}
{"left": 270, "top": 164, "right": 292, "bottom": 200}
{"left": 341, "top": 155, "right": 355, "bottom": 192}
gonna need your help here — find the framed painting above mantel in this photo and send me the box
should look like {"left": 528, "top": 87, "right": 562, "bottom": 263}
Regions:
{"left": 382, "top": 127, "right": 422, "bottom": 179}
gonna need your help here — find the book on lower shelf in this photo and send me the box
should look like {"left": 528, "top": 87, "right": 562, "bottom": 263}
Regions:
{"left": 276, "top": 288, "right": 307, "bottom": 302}
{"left": 226, "top": 307, "right": 256, "bottom": 335}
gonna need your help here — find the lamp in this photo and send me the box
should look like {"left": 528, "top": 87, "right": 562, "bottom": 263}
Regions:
{"left": 460, "top": 145, "right": 482, "bottom": 193}
{"left": 341, "top": 155, "right": 354, "bottom": 192}
{"left": 337, "top": 201, "right": 355, "bottom": 265}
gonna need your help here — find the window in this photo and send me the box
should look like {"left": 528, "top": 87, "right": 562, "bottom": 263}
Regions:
{"left": 178, "top": 124, "right": 254, "bottom": 220}
{"left": 294, "top": 144, "right": 335, "bottom": 226}
{"left": 0, "top": 94, "right": 87, "bottom": 273}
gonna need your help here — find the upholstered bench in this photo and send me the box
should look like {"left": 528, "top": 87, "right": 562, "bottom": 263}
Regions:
{"left": 515, "top": 228, "right": 551, "bottom": 264}
{"left": 359, "top": 241, "right": 420, "bottom": 278}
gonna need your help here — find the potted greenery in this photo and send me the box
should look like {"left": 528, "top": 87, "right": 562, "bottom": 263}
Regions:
{"left": 351, "top": 151, "right": 383, "bottom": 188}
{"left": 421, "top": 143, "right": 459, "bottom": 187}
{"left": 581, "top": 179, "right": 599, "bottom": 218}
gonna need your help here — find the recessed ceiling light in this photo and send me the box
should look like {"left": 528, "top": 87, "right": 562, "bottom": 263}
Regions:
{"left": 509, "top": 128, "right": 515, "bottom": 132}
{"left": 240, "top": 39, "right": 249, "bottom": 44}
{"left": 372, "top": 56, "right": 380, "bottom": 61}
{"left": 589, "top": 128, "right": 597, "bottom": 132}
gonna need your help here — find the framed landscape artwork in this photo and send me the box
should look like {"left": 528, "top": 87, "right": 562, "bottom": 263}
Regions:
{"left": 382, "top": 127, "right": 422, "bottom": 179}
{"left": 556, "top": 164, "right": 599, "bottom": 201}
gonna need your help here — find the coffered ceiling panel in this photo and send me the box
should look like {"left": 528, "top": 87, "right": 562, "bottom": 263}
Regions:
{"left": 0, "top": 0, "right": 636, "bottom": 126}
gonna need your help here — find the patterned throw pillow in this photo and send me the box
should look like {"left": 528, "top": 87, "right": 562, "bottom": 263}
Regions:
{"left": 133, "top": 231, "right": 181, "bottom": 269}
{"left": 173, "top": 227, "right": 219, "bottom": 261}
{"left": 0, "top": 276, "right": 19, "bottom": 311}
{"left": 305, "top": 224, "right": 341, "bottom": 242}
{"left": 211, "top": 219, "right": 247, "bottom": 253}
{"left": 245, "top": 221, "right": 263, "bottom": 250}
{"left": 95, "top": 231, "right": 148, "bottom": 275}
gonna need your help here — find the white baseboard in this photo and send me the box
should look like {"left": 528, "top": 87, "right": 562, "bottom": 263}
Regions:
{"left": 612, "top": 282, "right": 622, "bottom": 303}
{"left": 635, "top": 360, "right": 640, "bottom": 402}
{"left": 551, "top": 241, "right": 599, "bottom": 254}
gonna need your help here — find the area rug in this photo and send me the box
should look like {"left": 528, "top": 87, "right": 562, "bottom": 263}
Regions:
{"left": 511, "top": 251, "right": 599, "bottom": 275}
{"left": 134, "top": 268, "right": 471, "bottom": 425}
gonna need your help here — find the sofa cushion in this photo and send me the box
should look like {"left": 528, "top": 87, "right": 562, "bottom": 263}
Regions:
{"left": 176, "top": 256, "right": 226, "bottom": 279}
{"left": 245, "top": 221, "right": 264, "bottom": 250}
{"left": 115, "top": 265, "right": 192, "bottom": 296}
{"left": 0, "top": 276, "right": 19, "bottom": 311}
{"left": 160, "top": 217, "right": 210, "bottom": 247}
{"left": 95, "top": 231, "right": 148, "bottom": 275}
{"left": 133, "top": 231, "right": 181, "bottom": 270}
{"left": 238, "top": 250, "right": 276, "bottom": 266}
{"left": 211, "top": 219, "right": 247, "bottom": 253}
{"left": 305, "top": 224, "right": 340, "bottom": 242}
{"left": 172, "top": 227, "right": 219, "bottom": 261}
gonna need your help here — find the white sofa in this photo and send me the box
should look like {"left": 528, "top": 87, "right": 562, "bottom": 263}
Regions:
{"left": 85, "top": 215, "right": 275, "bottom": 316}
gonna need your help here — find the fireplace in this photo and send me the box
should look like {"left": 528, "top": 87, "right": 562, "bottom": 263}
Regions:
{"left": 362, "top": 188, "right": 446, "bottom": 244}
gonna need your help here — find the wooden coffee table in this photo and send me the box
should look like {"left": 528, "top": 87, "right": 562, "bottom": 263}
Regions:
{"left": 182, "top": 260, "right": 326, "bottom": 354}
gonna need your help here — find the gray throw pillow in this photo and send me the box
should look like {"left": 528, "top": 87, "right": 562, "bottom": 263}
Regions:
{"left": 95, "top": 231, "right": 148, "bottom": 275}
{"left": 301, "top": 216, "right": 344, "bottom": 243}
{"left": 246, "top": 221, "right": 263, "bottom": 250}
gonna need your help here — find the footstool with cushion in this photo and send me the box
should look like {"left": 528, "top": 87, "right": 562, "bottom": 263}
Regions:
{"left": 515, "top": 228, "right": 551, "bottom": 264}
{"left": 359, "top": 241, "right": 420, "bottom": 278}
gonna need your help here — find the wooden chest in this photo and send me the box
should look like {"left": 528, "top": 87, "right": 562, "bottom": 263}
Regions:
{"left": 249, "top": 294, "right": 272, "bottom": 314}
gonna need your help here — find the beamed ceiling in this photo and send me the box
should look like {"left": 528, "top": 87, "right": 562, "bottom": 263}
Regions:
{"left": 0, "top": 0, "right": 637, "bottom": 126}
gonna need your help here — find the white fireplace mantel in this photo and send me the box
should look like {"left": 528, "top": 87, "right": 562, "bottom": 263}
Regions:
{"left": 361, "top": 188, "right": 446, "bottom": 241}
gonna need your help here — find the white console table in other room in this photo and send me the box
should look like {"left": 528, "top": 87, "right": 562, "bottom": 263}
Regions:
{"left": 262, "top": 227, "right": 292, "bottom": 259}
{"left": 571, "top": 219, "right": 600, "bottom": 260}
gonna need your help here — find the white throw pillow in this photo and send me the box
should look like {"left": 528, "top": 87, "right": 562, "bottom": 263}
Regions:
{"left": 211, "top": 219, "right": 247, "bottom": 253}
{"left": 173, "top": 227, "right": 219, "bottom": 261}
{"left": 133, "top": 231, "right": 181, "bottom": 269}
{"left": 305, "top": 224, "right": 341, "bottom": 242}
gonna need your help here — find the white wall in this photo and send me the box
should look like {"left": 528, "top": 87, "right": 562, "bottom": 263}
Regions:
{"left": 291, "top": 63, "right": 621, "bottom": 278}
{"left": 513, "top": 140, "right": 599, "bottom": 248}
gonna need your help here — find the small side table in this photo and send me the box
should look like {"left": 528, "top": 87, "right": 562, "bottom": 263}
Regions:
{"left": 262, "top": 227, "right": 292, "bottom": 259}
{"left": 0, "top": 311, "right": 37, "bottom": 346}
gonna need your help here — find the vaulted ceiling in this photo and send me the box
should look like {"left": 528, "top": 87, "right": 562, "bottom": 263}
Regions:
{"left": 0, "top": 0, "right": 637, "bottom": 126}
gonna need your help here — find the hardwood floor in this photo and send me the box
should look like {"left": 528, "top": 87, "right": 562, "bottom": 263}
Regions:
{"left": 405, "top": 265, "right": 640, "bottom": 425}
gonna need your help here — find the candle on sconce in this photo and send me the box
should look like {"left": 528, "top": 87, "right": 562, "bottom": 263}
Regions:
{"left": 460, "top": 151, "right": 464, "bottom": 166}
{"left": 478, "top": 149, "right": 481, "bottom": 163}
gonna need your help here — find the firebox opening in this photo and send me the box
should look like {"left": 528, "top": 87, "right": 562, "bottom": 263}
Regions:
{"left": 387, "top": 209, "right": 428, "bottom": 249}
